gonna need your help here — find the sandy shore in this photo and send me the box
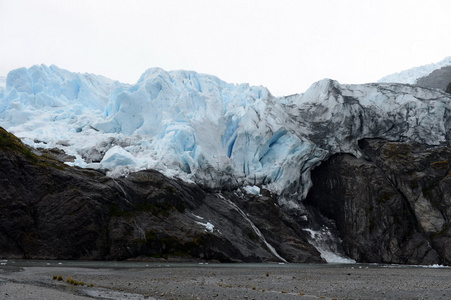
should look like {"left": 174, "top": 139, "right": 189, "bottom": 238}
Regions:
{"left": 1, "top": 261, "right": 451, "bottom": 300}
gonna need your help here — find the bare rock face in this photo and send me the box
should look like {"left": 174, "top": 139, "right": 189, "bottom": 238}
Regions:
{"left": 446, "top": 82, "right": 451, "bottom": 94}
{"left": 306, "top": 139, "right": 451, "bottom": 265}
{"left": 416, "top": 65, "right": 451, "bottom": 91}
{"left": 0, "top": 127, "right": 321, "bottom": 263}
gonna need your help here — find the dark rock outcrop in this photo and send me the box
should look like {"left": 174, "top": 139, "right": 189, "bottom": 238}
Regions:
{"left": 446, "top": 82, "right": 451, "bottom": 94}
{"left": 0, "top": 127, "right": 321, "bottom": 263}
{"left": 306, "top": 139, "right": 451, "bottom": 265}
{"left": 416, "top": 65, "right": 451, "bottom": 91}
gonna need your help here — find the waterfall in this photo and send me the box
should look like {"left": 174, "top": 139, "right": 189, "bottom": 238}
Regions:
{"left": 303, "top": 226, "right": 355, "bottom": 263}
{"left": 216, "top": 193, "right": 287, "bottom": 263}
{"left": 112, "top": 179, "right": 132, "bottom": 205}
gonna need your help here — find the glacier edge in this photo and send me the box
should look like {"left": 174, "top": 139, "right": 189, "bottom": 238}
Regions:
{"left": 1, "top": 65, "right": 451, "bottom": 209}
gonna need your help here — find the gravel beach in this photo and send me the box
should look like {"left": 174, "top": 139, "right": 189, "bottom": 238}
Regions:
{"left": 1, "top": 260, "right": 450, "bottom": 300}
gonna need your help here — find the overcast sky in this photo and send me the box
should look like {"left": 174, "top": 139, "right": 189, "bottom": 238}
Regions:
{"left": 1, "top": 0, "right": 450, "bottom": 96}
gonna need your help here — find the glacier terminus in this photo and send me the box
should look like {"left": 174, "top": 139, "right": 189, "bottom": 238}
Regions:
{"left": 1, "top": 61, "right": 451, "bottom": 264}
{"left": 2, "top": 65, "right": 451, "bottom": 206}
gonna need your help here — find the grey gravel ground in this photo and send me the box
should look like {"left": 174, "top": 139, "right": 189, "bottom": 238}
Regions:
{"left": 1, "top": 261, "right": 451, "bottom": 300}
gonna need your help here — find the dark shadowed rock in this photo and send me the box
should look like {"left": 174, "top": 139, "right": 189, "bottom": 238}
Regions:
{"left": 416, "top": 65, "right": 451, "bottom": 91}
{"left": 446, "top": 82, "right": 451, "bottom": 94}
{"left": 306, "top": 139, "right": 451, "bottom": 265}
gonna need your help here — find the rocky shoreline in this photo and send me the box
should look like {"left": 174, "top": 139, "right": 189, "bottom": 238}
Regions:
{"left": 1, "top": 261, "right": 451, "bottom": 300}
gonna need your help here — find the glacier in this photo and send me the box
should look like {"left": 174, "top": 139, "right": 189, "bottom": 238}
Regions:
{"left": 1, "top": 64, "right": 451, "bottom": 210}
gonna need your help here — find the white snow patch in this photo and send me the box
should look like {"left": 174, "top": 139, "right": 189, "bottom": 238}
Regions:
{"left": 425, "top": 264, "right": 448, "bottom": 268}
{"left": 190, "top": 213, "right": 204, "bottom": 220}
{"left": 196, "top": 221, "right": 214, "bottom": 233}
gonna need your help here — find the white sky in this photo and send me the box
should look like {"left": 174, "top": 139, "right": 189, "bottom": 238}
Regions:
{"left": 1, "top": 0, "right": 450, "bottom": 96}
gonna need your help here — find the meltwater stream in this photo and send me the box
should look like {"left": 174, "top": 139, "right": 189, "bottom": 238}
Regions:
{"left": 216, "top": 193, "right": 288, "bottom": 263}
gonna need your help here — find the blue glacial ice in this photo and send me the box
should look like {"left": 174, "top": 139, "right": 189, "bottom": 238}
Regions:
{"left": 1, "top": 64, "right": 451, "bottom": 210}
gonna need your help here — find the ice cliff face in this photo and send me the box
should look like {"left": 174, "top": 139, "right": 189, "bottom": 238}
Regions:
{"left": 1, "top": 64, "right": 451, "bottom": 210}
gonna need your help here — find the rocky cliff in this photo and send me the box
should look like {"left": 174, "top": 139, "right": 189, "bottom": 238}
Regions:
{"left": 416, "top": 65, "right": 451, "bottom": 91}
{"left": 306, "top": 139, "right": 451, "bottom": 265}
{"left": 0, "top": 127, "right": 321, "bottom": 263}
